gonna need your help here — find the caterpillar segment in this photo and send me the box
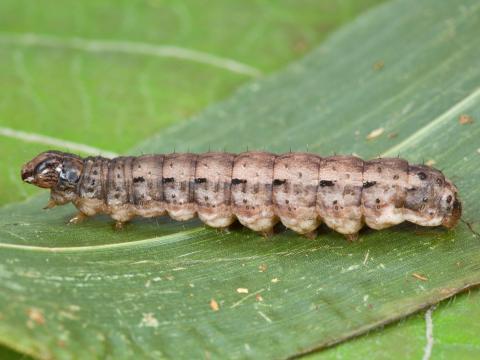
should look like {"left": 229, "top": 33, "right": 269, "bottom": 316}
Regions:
{"left": 21, "top": 150, "right": 462, "bottom": 240}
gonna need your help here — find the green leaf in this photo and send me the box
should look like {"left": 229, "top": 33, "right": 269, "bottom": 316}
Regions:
{"left": 0, "top": 0, "right": 383, "bottom": 205}
{"left": 2, "top": 0, "right": 480, "bottom": 359}
{"left": 310, "top": 289, "right": 480, "bottom": 360}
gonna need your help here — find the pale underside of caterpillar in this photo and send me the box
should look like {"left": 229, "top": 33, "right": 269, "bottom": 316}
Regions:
{"left": 21, "top": 150, "right": 462, "bottom": 240}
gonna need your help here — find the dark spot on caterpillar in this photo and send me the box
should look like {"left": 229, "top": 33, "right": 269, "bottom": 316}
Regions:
{"left": 204, "top": 196, "right": 209, "bottom": 201}
{"left": 273, "top": 179, "right": 286, "bottom": 186}
{"left": 285, "top": 199, "right": 289, "bottom": 204}
{"left": 232, "top": 178, "right": 247, "bottom": 185}
{"left": 436, "top": 178, "right": 442, "bottom": 186}
{"left": 320, "top": 180, "right": 334, "bottom": 187}
{"left": 91, "top": 180, "right": 95, "bottom": 186}
{"left": 375, "top": 198, "right": 380, "bottom": 204}
{"left": 377, "top": 167, "right": 382, "bottom": 173}
{"left": 117, "top": 174, "right": 120, "bottom": 179}
{"left": 87, "top": 187, "right": 94, "bottom": 192}
{"left": 408, "top": 187, "right": 417, "bottom": 192}
{"left": 114, "top": 193, "right": 120, "bottom": 199}
{"left": 195, "top": 178, "right": 207, "bottom": 184}
{"left": 93, "top": 170, "right": 98, "bottom": 175}
{"left": 243, "top": 199, "right": 247, "bottom": 204}
{"left": 333, "top": 200, "right": 338, "bottom": 205}
{"left": 133, "top": 176, "right": 145, "bottom": 183}
{"left": 363, "top": 181, "right": 376, "bottom": 188}
{"left": 422, "top": 197, "right": 428, "bottom": 202}
{"left": 171, "top": 194, "right": 176, "bottom": 198}
{"left": 446, "top": 195, "right": 452, "bottom": 203}
{"left": 393, "top": 174, "right": 399, "bottom": 180}
{"left": 163, "top": 177, "right": 174, "bottom": 184}
{"left": 298, "top": 172, "right": 303, "bottom": 178}
{"left": 418, "top": 172, "right": 427, "bottom": 180}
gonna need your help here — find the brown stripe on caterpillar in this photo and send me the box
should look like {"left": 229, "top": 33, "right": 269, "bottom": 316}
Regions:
{"left": 20, "top": 150, "right": 462, "bottom": 241}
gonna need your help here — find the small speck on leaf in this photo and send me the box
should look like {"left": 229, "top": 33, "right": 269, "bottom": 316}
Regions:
{"left": 425, "top": 159, "right": 436, "bottom": 167}
{"left": 237, "top": 288, "right": 249, "bottom": 294}
{"left": 271, "top": 278, "right": 279, "bottom": 283}
{"left": 258, "top": 264, "right": 268, "bottom": 272}
{"left": 256, "top": 294, "right": 264, "bottom": 302}
{"left": 210, "top": 299, "right": 219, "bottom": 312}
{"left": 412, "top": 272, "right": 428, "bottom": 281}
{"left": 366, "top": 128, "right": 384, "bottom": 140}
{"left": 373, "top": 60, "right": 384, "bottom": 71}
{"left": 387, "top": 132, "right": 398, "bottom": 139}
{"left": 27, "top": 308, "right": 45, "bottom": 326}
{"left": 459, "top": 114, "right": 474, "bottom": 125}
{"left": 139, "top": 313, "right": 159, "bottom": 328}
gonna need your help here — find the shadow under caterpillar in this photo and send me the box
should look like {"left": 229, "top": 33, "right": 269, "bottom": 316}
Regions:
{"left": 21, "top": 150, "right": 461, "bottom": 241}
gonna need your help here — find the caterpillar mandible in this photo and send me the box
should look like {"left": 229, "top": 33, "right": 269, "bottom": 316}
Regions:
{"left": 21, "top": 150, "right": 461, "bottom": 241}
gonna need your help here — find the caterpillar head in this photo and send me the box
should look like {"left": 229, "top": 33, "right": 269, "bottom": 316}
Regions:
{"left": 440, "top": 178, "right": 462, "bottom": 229}
{"left": 404, "top": 165, "right": 461, "bottom": 229}
{"left": 21, "top": 151, "right": 83, "bottom": 189}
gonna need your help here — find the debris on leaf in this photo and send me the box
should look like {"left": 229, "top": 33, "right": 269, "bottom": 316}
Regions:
{"left": 258, "top": 264, "right": 268, "bottom": 272}
{"left": 459, "top": 114, "right": 473, "bottom": 125}
{"left": 387, "top": 132, "right": 398, "bottom": 139}
{"left": 412, "top": 272, "right": 428, "bottom": 281}
{"left": 256, "top": 294, "right": 264, "bottom": 302}
{"left": 27, "top": 308, "right": 45, "bottom": 326}
{"left": 139, "top": 313, "right": 159, "bottom": 328}
{"left": 425, "top": 159, "right": 436, "bottom": 167}
{"left": 210, "top": 299, "right": 219, "bottom": 312}
{"left": 373, "top": 60, "right": 385, "bottom": 71}
{"left": 366, "top": 127, "right": 384, "bottom": 140}
{"left": 236, "top": 288, "right": 249, "bottom": 294}
{"left": 271, "top": 278, "right": 279, "bottom": 283}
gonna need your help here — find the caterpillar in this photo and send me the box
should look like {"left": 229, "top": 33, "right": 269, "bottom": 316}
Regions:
{"left": 21, "top": 150, "right": 461, "bottom": 240}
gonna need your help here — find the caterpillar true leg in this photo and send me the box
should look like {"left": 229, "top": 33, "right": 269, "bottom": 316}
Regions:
{"left": 43, "top": 199, "right": 57, "bottom": 210}
{"left": 68, "top": 211, "right": 88, "bottom": 224}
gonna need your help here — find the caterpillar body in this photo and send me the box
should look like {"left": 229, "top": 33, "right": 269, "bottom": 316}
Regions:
{"left": 21, "top": 150, "right": 461, "bottom": 240}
